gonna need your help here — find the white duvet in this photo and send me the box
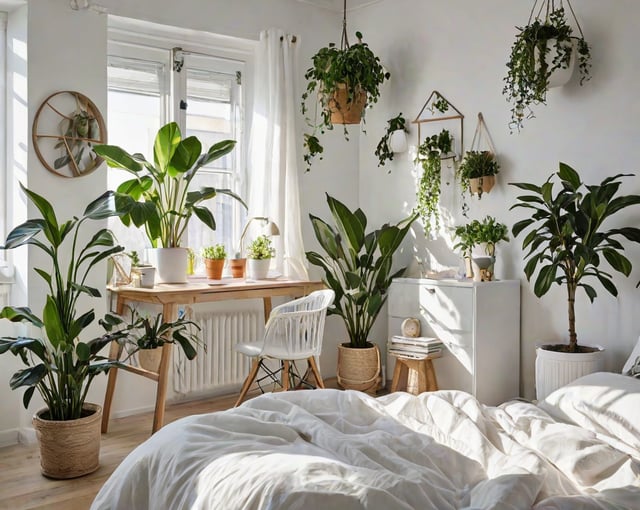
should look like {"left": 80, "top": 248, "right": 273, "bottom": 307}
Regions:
{"left": 92, "top": 388, "right": 640, "bottom": 510}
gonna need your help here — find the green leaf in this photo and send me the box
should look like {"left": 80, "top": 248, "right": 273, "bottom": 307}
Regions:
{"left": 0, "top": 306, "right": 44, "bottom": 328}
{"left": 602, "top": 249, "right": 632, "bottom": 276}
{"left": 153, "top": 122, "right": 181, "bottom": 171}
{"left": 580, "top": 283, "right": 597, "bottom": 303}
{"left": 1, "top": 219, "right": 45, "bottom": 249}
{"left": 558, "top": 162, "right": 581, "bottom": 190}
{"left": 327, "top": 194, "right": 365, "bottom": 253}
{"left": 197, "top": 139, "right": 236, "bottom": 169}
{"left": 534, "top": 264, "right": 557, "bottom": 297}
{"left": 76, "top": 342, "right": 90, "bottom": 362}
{"left": 93, "top": 144, "right": 143, "bottom": 173}
{"left": 168, "top": 136, "right": 202, "bottom": 177}
{"left": 309, "top": 215, "right": 341, "bottom": 261}
{"left": 596, "top": 273, "right": 618, "bottom": 297}
{"left": 42, "top": 296, "right": 65, "bottom": 349}
{"left": 9, "top": 364, "right": 47, "bottom": 390}
{"left": 193, "top": 206, "right": 216, "bottom": 231}
{"left": 22, "top": 386, "right": 36, "bottom": 409}
{"left": 21, "top": 185, "right": 60, "bottom": 246}
{"left": 83, "top": 191, "right": 118, "bottom": 220}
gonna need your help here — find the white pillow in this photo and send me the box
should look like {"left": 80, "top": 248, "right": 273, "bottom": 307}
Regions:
{"left": 538, "top": 372, "right": 640, "bottom": 452}
{"left": 622, "top": 336, "right": 640, "bottom": 375}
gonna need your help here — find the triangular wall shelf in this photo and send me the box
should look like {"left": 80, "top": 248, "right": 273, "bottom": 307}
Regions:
{"left": 413, "top": 90, "right": 464, "bottom": 153}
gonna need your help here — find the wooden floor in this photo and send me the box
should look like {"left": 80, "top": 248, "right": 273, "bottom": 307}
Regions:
{"left": 0, "top": 378, "right": 355, "bottom": 510}
{"left": 0, "top": 391, "right": 244, "bottom": 510}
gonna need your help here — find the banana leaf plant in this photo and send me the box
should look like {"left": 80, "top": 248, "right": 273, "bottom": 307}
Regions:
{"left": 0, "top": 185, "right": 143, "bottom": 420}
{"left": 510, "top": 163, "right": 640, "bottom": 352}
{"left": 306, "top": 194, "right": 416, "bottom": 348}
{"left": 93, "top": 122, "right": 246, "bottom": 248}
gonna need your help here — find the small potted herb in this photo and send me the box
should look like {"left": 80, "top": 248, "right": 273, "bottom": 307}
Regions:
{"left": 503, "top": 3, "right": 592, "bottom": 132}
{"left": 128, "top": 250, "right": 155, "bottom": 288}
{"left": 453, "top": 216, "right": 509, "bottom": 281}
{"left": 414, "top": 129, "right": 454, "bottom": 236}
{"left": 375, "top": 113, "right": 408, "bottom": 169}
{"left": 246, "top": 235, "right": 275, "bottom": 280}
{"left": 201, "top": 244, "right": 226, "bottom": 280}
{"left": 301, "top": 31, "right": 390, "bottom": 170}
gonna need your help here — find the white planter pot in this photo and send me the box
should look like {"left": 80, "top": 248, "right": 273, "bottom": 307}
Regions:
{"left": 389, "top": 129, "right": 408, "bottom": 153}
{"left": 536, "top": 38, "right": 575, "bottom": 89}
{"left": 246, "top": 258, "right": 270, "bottom": 280}
{"left": 471, "top": 243, "right": 495, "bottom": 281}
{"left": 535, "top": 345, "right": 605, "bottom": 401}
{"left": 136, "top": 266, "right": 156, "bottom": 288}
{"left": 148, "top": 248, "right": 188, "bottom": 284}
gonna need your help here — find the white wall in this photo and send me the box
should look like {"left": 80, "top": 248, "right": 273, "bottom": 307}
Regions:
{"left": 354, "top": 0, "right": 640, "bottom": 398}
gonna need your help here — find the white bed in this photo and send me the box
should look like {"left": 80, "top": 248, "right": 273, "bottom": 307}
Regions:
{"left": 92, "top": 372, "right": 640, "bottom": 509}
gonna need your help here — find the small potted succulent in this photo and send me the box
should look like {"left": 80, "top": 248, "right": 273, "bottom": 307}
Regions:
{"left": 201, "top": 244, "right": 226, "bottom": 280}
{"left": 457, "top": 151, "right": 500, "bottom": 199}
{"left": 503, "top": 3, "right": 592, "bottom": 132}
{"left": 301, "top": 31, "right": 390, "bottom": 170}
{"left": 246, "top": 235, "right": 274, "bottom": 280}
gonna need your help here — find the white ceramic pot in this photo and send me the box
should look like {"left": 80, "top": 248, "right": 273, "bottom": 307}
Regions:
{"left": 246, "top": 258, "right": 271, "bottom": 280}
{"left": 471, "top": 243, "right": 495, "bottom": 281}
{"left": 149, "top": 248, "right": 188, "bottom": 284}
{"left": 535, "top": 345, "right": 605, "bottom": 401}
{"left": 536, "top": 38, "right": 575, "bottom": 88}
{"left": 389, "top": 129, "right": 408, "bottom": 153}
{"left": 137, "top": 266, "right": 156, "bottom": 288}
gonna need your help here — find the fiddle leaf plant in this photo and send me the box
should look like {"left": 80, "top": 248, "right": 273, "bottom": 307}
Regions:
{"left": 306, "top": 194, "right": 416, "bottom": 348}
{"left": 0, "top": 185, "right": 142, "bottom": 421}
{"left": 414, "top": 129, "right": 453, "bottom": 236}
{"left": 93, "top": 122, "right": 247, "bottom": 248}
{"left": 510, "top": 163, "right": 640, "bottom": 353}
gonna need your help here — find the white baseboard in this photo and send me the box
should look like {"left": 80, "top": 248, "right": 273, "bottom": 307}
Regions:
{"left": 0, "top": 428, "right": 19, "bottom": 447}
{"left": 18, "top": 426, "right": 37, "bottom": 445}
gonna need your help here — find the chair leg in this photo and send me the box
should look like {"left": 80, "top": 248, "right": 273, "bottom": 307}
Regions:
{"left": 308, "top": 356, "right": 325, "bottom": 389}
{"left": 235, "top": 358, "right": 261, "bottom": 407}
{"left": 282, "top": 360, "right": 290, "bottom": 391}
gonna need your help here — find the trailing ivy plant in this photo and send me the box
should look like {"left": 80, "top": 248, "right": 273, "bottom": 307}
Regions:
{"left": 503, "top": 5, "right": 592, "bottom": 132}
{"left": 414, "top": 129, "right": 453, "bottom": 235}
{"left": 375, "top": 113, "right": 407, "bottom": 169}
{"left": 301, "top": 31, "right": 390, "bottom": 171}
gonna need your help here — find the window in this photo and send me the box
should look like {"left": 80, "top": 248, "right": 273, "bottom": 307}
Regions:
{"left": 106, "top": 35, "right": 247, "bottom": 267}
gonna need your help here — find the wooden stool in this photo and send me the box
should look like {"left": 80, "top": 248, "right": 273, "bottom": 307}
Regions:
{"left": 390, "top": 356, "right": 439, "bottom": 395}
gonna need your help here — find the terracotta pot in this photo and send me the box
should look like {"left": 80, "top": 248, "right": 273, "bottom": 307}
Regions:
{"left": 32, "top": 403, "right": 102, "bottom": 479}
{"left": 204, "top": 258, "right": 224, "bottom": 280}
{"left": 229, "top": 258, "right": 246, "bottom": 278}
{"left": 328, "top": 85, "right": 366, "bottom": 125}
{"left": 337, "top": 343, "right": 381, "bottom": 394}
{"left": 138, "top": 347, "right": 163, "bottom": 373}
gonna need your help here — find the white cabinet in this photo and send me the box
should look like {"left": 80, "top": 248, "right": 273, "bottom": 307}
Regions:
{"left": 387, "top": 278, "right": 520, "bottom": 406}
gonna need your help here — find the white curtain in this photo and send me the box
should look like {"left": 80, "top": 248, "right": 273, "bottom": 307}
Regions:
{"left": 248, "top": 29, "right": 308, "bottom": 280}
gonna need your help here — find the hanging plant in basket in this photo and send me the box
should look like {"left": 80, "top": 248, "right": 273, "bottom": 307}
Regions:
{"left": 457, "top": 151, "right": 500, "bottom": 200}
{"left": 301, "top": 2, "right": 390, "bottom": 171}
{"left": 503, "top": 0, "right": 592, "bottom": 132}
{"left": 414, "top": 129, "right": 453, "bottom": 235}
{"left": 375, "top": 113, "right": 408, "bottom": 169}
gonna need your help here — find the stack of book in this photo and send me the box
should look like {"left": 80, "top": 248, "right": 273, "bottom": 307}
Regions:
{"left": 388, "top": 335, "right": 444, "bottom": 359}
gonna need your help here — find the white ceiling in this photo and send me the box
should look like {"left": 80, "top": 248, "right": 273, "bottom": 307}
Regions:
{"left": 295, "top": 0, "right": 385, "bottom": 12}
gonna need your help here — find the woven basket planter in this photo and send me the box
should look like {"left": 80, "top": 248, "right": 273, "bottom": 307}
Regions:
{"left": 32, "top": 403, "right": 102, "bottom": 479}
{"left": 337, "top": 343, "right": 381, "bottom": 394}
{"left": 328, "top": 85, "right": 366, "bottom": 125}
{"left": 138, "top": 347, "right": 163, "bottom": 373}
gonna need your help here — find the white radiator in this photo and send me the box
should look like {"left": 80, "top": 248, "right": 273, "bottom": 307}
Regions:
{"left": 173, "top": 310, "right": 263, "bottom": 395}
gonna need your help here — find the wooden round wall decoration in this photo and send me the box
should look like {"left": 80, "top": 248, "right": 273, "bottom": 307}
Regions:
{"left": 32, "top": 91, "right": 107, "bottom": 178}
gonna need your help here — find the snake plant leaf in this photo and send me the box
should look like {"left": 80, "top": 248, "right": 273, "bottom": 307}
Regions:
{"left": 168, "top": 135, "right": 201, "bottom": 177}
{"left": 0, "top": 306, "right": 44, "bottom": 328}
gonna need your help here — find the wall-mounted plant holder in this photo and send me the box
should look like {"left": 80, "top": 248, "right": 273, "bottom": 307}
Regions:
{"left": 412, "top": 90, "right": 464, "bottom": 159}
{"left": 375, "top": 113, "right": 409, "bottom": 169}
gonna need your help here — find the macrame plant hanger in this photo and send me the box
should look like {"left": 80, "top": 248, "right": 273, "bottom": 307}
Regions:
{"left": 528, "top": 0, "right": 585, "bottom": 38}
{"left": 468, "top": 112, "right": 498, "bottom": 198}
{"left": 340, "top": 0, "right": 349, "bottom": 50}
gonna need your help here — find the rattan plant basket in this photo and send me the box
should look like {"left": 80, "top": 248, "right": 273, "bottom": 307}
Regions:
{"left": 336, "top": 343, "right": 381, "bottom": 394}
{"left": 32, "top": 403, "right": 102, "bottom": 479}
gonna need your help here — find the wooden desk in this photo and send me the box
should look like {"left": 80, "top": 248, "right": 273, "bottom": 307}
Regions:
{"left": 102, "top": 279, "right": 324, "bottom": 434}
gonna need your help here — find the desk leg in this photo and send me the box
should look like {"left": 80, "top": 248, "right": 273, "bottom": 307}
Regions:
{"left": 102, "top": 341, "right": 123, "bottom": 433}
{"left": 262, "top": 297, "right": 272, "bottom": 321}
{"left": 152, "top": 303, "right": 176, "bottom": 434}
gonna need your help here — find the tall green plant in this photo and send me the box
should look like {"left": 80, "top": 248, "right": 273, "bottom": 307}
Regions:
{"left": 93, "top": 122, "right": 246, "bottom": 248}
{"left": 0, "top": 186, "right": 140, "bottom": 420}
{"left": 306, "top": 194, "right": 416, "bottom": 348}
{"left": 510, "top": 163, "right": 640, "bottom": 352}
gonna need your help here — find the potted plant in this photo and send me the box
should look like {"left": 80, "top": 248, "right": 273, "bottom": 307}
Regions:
{"left": 503, "top": 3, "right": 592, "bottom": 132}
{"left": 246, "top": 235, "right": 274, "bottom": 280}
{"left": 0, "top": 186, "right": 141, "bottom": 478}
{"left": 510, "top": 162, "right": 640, "bottom": 399}
{"left": 93, "top": 122, "right": 247, "bottom": 283}
{"left": 415, "top": 129, "right": 454, "bottom": 236}
{"left": 201, "top": 244, "right": 226, "bottom": 280}
{"left": 452, "top": 222, "right": 479, "bottom": 278}
{"left": 375, "top": 113, "right": 408, "bottom": 169}
{"left": 301, "top": 31, "right": 390, "bottom": 170}
{"left": 126, "top": 308, "right": 202, "bottom": 373}
{"left": 306, "top": 194, "right": 416, "bottom": 393}
{"left": 457, "top": 151, "right": 500, "bottom": 199}
{"left": 452, "top": 216, "right": 509, "bottom": 281}
{"left": 128, "top": 250, "right": 155, "bottom": 288}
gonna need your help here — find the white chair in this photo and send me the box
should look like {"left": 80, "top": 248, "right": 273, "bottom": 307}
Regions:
{"left": 234, "top": 289, "right": 334, "bottom": 406}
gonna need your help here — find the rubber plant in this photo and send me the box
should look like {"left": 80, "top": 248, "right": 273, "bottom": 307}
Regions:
{"left": 375, "top": 113, "right": 408, "bottom": 169}
{"left": 510, "top": 162, "right": 640, "bottom": 353}
{"left": 301, "top": 31, "right": 390, "bottom": 171}
{"left": 306, "top": 194, "right": 416, "bottom": 348}
{"left": 414, "top": 129, "right": 453, "bottom": 235}
{"left": 503, "top": 2, "right": 592, "bottom": 132}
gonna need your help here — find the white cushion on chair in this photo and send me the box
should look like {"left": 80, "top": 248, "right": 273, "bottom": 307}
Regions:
{"left": 234, "top": 342, "right": 264, "bottom": 357}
